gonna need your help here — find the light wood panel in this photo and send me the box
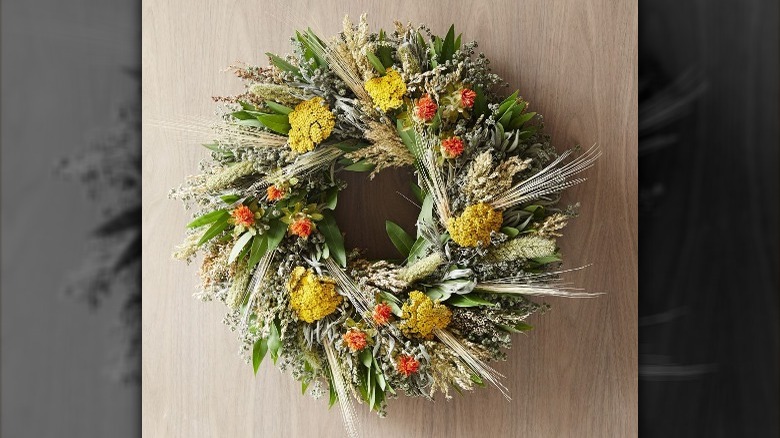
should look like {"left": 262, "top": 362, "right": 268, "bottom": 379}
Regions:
{"left": 142, "top": 1, "right": 637, "bottom": 436}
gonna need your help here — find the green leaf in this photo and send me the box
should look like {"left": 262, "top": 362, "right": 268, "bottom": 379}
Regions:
{"left": 388, "top": 302, "right": 402, "bottom": 317}
{"left": 365, "top": 51, "right": 386, "bottom": 75}
{"left": 473, "top": 87, "right": 488, "bottom": 118}
{"left": 386, "top": 221, "right": 415, "bottom": 257}
{"left": 252, "top": 338, "right": 268, "bottom": 374}
{"left": 265, "top": 220, "right": 287, "bottom": 253}
{"left": 430, "top": 108, "right": 442, "bottom": 131}
{"left": 268, "top": 321, "right": 282, "bottom": 364}
{"left": 501, "top": 226, "right": 520, "bottom": 238}
{"left": 235, "top": 119, "right": 263, "bottom": 129}
{"left": 369, "top": 376, "right": 376, "bottom": 409}
{"left": 373, "top": 356, "right": 387, "bottom": 390}
{"left": 531, "top": 254, "right": 562, "bottom": 265}
{"left": 500, "top": 322, "right": 534, "bottom": 333}
{"left": 497, "top": 107, "right": 513, "bottom": 128}
{"left": 524, "top": 204, "right": 544, "bottom": 213}
{"left": 343, "top": 159, "right": 376, "bottom": 172}
{"left": 378, "top": 291, "right": 404, "bottom": 317}
{"left": 328, "top": 374, "right": 338, "bottom": 407}
{"left": 296, "top": 30, "right": 327, "bottom": 69}
{"left": 517, "top": 213, "right": 536, "bottom": 232}
{"left": 396, "top": 120, "right": 419, "bottom": 158}
{"left": 319, "top": 211, "right": 346, "bottom": 267}
{"left": 196, "top": 216, "right": 230, "bottom": 246}
{"left": 497, "top": 91, "right": 519, "bottom": 116}
{"left": 377, "top": 29, "right": 393, "bottom": 68}
{"left": 187, "top": 210, "right": 228, "bottom": 228}
{"left": 440, "top": 25, "right": 456, "bottom": 62}
{"left": 359, "top": 349, "right": 373, "bottom": 368}
{"left": 410, "top": 182, "right": 425, "bottom": 204}
{"left": 255, "top": 113, "right": 291, "bottom": 135}
{"left": 378, "top": 290, "right": 402, "bottom": 305}
{"left": 517, "top": 128, "right": 538, "bottom": 140}
{"left": 220, "top": 194, "right": 242, "bottom": 205}
{"left": 425, "top": 287, "right": 447, "bottom": 301}
{"left": 417, "top": 195, "right": 434, "bottom": 232}
{"left": 266, "top": 52, "right": 300, "bottom": 76}
{"left": 406, "top": 237, "right": 429, "bottom": 264}
{"left": 323, "top": 186, "right": 339, "bottom": 210}
{"left": 295, "top": 31, "right": 318, "bottom": 72}
{"left": 228, "top": 232, "right": 253, "bottom": 264}
{"left": 246, "top": 234, "right": 268, "bottom": 269}
{"left": 239, "top": 101, "right": 257, "bottom": 111}
{"left": 231, "top": 110, "right": 254, "bottom": 120}
{"left": 429, "top": 36, "right": 441, "bottom": 67}
{"left": 265, "top": 101, "right": 293, "bottom": 115}
{"left": 446, "top": 294, "right": 495, "bottom": 307}
{"left": 508, "top": 111, "right": 536, "bottom": 131}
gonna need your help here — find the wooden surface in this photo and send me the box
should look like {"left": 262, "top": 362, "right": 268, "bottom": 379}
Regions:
{"left": 142, "top": 0, "right": 637, "bottom": 436}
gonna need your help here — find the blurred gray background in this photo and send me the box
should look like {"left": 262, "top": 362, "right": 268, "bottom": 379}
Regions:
{"left": 1, "top": 0, "right": 140, "bottom": 436}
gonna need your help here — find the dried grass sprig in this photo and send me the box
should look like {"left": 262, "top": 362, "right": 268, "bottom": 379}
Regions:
{"left": 346, "top": 121, "right": 415, "bottom": 177}
{"left": 434, "top": 328, "right": 510, "bottom": 400}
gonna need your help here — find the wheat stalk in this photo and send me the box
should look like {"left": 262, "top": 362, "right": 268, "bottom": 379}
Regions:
{"left": 325, "top": 342, "right": 361, "bottom": 438}
{"left": 492, "top": 145, "right": 601, "bottom": 210}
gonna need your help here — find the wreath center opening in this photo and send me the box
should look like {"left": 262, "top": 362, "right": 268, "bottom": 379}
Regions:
{"left": 333, "top": 167, "right": 419, "bottom": 260}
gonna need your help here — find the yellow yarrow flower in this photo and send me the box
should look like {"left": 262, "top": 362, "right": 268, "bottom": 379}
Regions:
{"left": 364, "top": 68, "right": 407, "bottom": 112}
{"left": 447, "top": 203, "right": 503, "bottom": 247}
{"left": 287, "top": 97, "right": 335, "bottom": 154}
{"left": 287, "top": 266, "right": 342, "bottom": 323}
{"left": 399, "top": 291, "right": 451, "bottom": 340}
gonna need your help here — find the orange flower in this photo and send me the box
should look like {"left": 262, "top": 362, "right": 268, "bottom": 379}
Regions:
{"left": 289, "top": 218, "right": 314, "bottom": 238}
{"left": 460, "top": 88, "right": 476, "bottom": 108}
{"left": 266, "top": 185, "right": 285, "bottom": 201}
{"left": 343, "top": 329, "right": 368, "bottom": 352}
{"left": 231, "top": 205, "right": 255, "bottom": 228}
{"left": 441, "top": 136, "right": 465, "bottom": 158}
{"left": 372, "top": 303, "right": 393, "bottom": 325}
{"left": 397, "top": 354, "right": 420, "bottom": 377}
{"left": 415, "top": 94, "right": 438, "bottom": 122}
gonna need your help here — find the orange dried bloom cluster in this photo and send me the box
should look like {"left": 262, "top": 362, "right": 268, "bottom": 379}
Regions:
{"left": 289, "top": 218, "right": 314, "bottom": 238}
{"left": 231, "top": 205, "right": 255, "bottom": 228}
{"left": 343, "top": 329, "right": 368, "bottom": 352}
{"left": 441, "top": 136, "right": 465, "bottom": 158}
{"left": 372, "top": 303, "right": 393, "bottom": 325}
{"left": 397, "top": 355, "right": 420, "bottom": 377}
{"left": 460, "top": 88, "right": 476, "bottom": 108}
{"left": 266, "top": 185, "right": 286, "bottom": 201}
{"left": 415, "top": 94, "right": 438, "bottom": 122}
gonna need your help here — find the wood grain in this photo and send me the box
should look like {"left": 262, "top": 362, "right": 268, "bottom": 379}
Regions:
{"left": 142, "top": 1, "right": 637, "bottom": 436}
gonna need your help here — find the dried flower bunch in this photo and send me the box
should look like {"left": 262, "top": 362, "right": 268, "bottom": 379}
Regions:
{"left": 172, "top": 15, "right": 599, "bottom": 436}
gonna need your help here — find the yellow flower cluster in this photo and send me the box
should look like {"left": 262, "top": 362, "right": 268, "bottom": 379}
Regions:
{"left": 399, "top": 291, "right": 451, "bottom": 340}
{"left": 446, "top": 203, "right": 503, "bottom": 247}
{"left": 288, "top": 97, "right": 335, "bottom": 154}
{"left": 364, "top": 68, "right": 407, "bottom": 112}
{"left": 287, "top": 266, "right": 343, "bottom": 323}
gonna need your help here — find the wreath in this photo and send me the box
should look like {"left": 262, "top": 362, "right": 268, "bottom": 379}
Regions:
{"left": 172, "top": 15, "right": 599, "bottom": 435}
